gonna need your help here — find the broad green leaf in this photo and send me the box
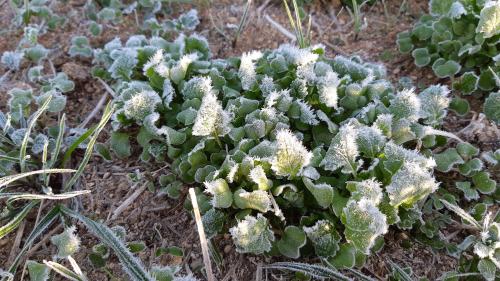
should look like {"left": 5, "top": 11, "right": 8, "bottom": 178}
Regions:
{"left": 303, "top": 220, "right": 340, "bottom": 258}
{"left": 476, "top": 2, "right": 500, "bottom": 38}
{"left": 434, "top": 148, "right": 464, "bottom": 172}
{"left": 343, "top": 199, "right": 388, "bottom": 254}
{"left": 472, "top": 171, "right": 496, "bottom": 194}
{"left": 386, "top": 162, "right": 438, "bottom": 208}
{"left": 233, "top": 189, "right": 271, "bottom": 213}
{"left": 277, "top": 226, "right": 306, "bottom": 259}
{"left": 229, "top": 214, "right": 274, "bottom": 254}
{"left": 110, "top": 132, "right": 131, "bottom": 159}
{"left": 346, "top": 179, "right": 383, "bottom": 205}
{"left": 429, "top": 0, "right": 454, "bottom": 15}
{"left": 449, "top": 97, "right": 470, "bottom": 116}
{"left": 302, "top": 178, "right": 333, "bottom": 208}
{"left": 204, "top": 178, "right": 232, "bottom": 208}
{"left": 26, "top": 260, "right": 49, "bottom": 281}
{"left": 484, "top": 91, "right": 500, "bottom": 124}
{"left": 412, "top": 48, "right": 431, "bottom": 67}
{"left": 455, "top": 181, "right": 479, "bottom": 201}
{"left": 432, "top": 59, "right": 461, "bottom": 78}
{"left": 453, "top": 72, "right": 478, "bottom": 95}
{"left": 477, "top": 259, "right": 496, "bottom": 281}
{"left": 328, "top": 243, "right": 356, "bottom": 269}
{"left": 321, "top": 124, "right": 359, "bottom": 174}
{"left": 271, "top": 129, "right": 312, "bottom": 178}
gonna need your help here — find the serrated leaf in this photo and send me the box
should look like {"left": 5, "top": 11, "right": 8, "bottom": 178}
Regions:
{"left": 51, "top": 226, "right": 80, "bottom": 258}
{"left": 343, "top": 199, "right": 388, "bottom": 254}
{"left": 453, "top": 72, "right": 478, "bottom": 95}
{"left": 321, "top": 124, "right": 359, "bottom": 174}
{"left": 271, "top": 129, "right": 312, "bottom": 178}
{"left": 303, "top": 220, "right": 340, "bottom": 258}
{"left": 386, "top": 162, "right": 438, "bottom": 208}
{"left": 229, "top": 214, "right": 274, "bottom": 254}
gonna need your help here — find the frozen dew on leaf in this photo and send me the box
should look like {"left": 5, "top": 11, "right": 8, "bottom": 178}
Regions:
{"left": 321, "top": 123, "right": 359, "bottom": 174}
{"left": 271, "top": 129, "right": 312, "bottom": 178}
{"left": 123, "top": 90, "right": 162, "bottom": 122}
{"left": 229, "top": 214, "right": 275, "bottom": 254}
{"left": 239, "top": 50, "right": 263, "bottom": 90}
{"left": 192, "top": 91, "right": 231, "bottom": 137}
{"left": 50, "top": 226, "right": 80, "bottom": 258}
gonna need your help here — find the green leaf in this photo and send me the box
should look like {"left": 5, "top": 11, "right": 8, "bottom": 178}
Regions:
{"left": 429, "top": 0, "right": 454, "bottom": 15}
{"left": 328, "top": 243, "right": 356, "bottom": 269}
{"left": 434, "top": 148, "right": 464, "bottom": 172}
{"left": 477, "top": 259, "right": 496, "bottom": 281}
{"left": 346, "top": 179, "right": 383, "bottom": 205}
{"left": 412, "top": 48, "right": 431, "bottom": 67}
{"left": 432, "top": 59, "right": 461, "bottom": 78}
{"left": 456, "top": 142, "right": 479, "bottom": 159}
{"left": 321, "top": 124, "right": 359, "bottom": 174}
{"left": 233, "top": 189, "right": 271, "bottom": 213}
{"left": 472, "top": 171, "right": 496, "bottom": 194}
{"left": 484, "top": 92, "right": 500, "bottom": 124}
{"left": 0, "top": 201, "right": 36, "bottom": 240}
{"left": 277, "top": 226, "right": 306, "bottom": 259}
{"left": 271, "top": 129, "right": 312, "bottom": 178}
{"left": 396, "top": 32, "right": 413, "bottom": 54}
{"left": 303, "top": 220, "right": 340, "bottom": 258}
{"left": 476, "top": 2, "right": 500, "bottom": 38}
{"left": 26, "top": 260, "right": 49, "bottom": 281}
{"left": 51, "top": 226, "right": 80, "bottom": 258}
{"left": 60, "top": 206, "right": 154, "bottom": 281}
{"left": 453, "top": 72, "right": 478, "bottom": 95}
{"left": 110, "top": 132, "right": 132, "bottom": 159}
{"left": 386, "top": 162, "right": 438, "bottom": 208}
{"left": 127, "top": 241, "right": 146, "bottom": 253}
{"left": 458, "top": 158, "right": 483, "bottom": 176}
{"left": 343, "top": 199, "right": 388, "bottom": 254}
{"left": 449, "top": 97, "right": 470, "bottom": 116}
{"left": 204, "top": 178, "right": 233, "bottom": 208}
{"left": 229, "top": 214, "right": 274, "bottom": 254}
{"left": 302, "top": 178, "right": 333, "bottom": 208}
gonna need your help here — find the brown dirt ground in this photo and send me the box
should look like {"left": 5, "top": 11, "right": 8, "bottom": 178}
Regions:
{"left": 0, "top": 0, "right": 498, "bottom": 280}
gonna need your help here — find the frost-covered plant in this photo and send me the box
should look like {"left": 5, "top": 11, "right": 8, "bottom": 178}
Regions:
{"left": 397, "top": 0, "right": 500, "bottom": 118}
{"left": 440, "top": 200, "right": 500, "bottom": 281}
{"left": 98, "top": 32, "right": 474, "bottom": 264}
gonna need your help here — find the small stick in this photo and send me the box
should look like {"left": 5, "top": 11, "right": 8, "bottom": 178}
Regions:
{"left": 7, "top": 221, "right": 26, "bottom": 265}
{"left": 264, "top": 14, "right": 296, "bottom": 41}
{"left": 97, "top": 77, "right": 118, "bottom": 98}
{"left": 109, "top": 182, "right": 147, "bottom": 221}
{"left": 78, "top": 91, "right": 109, "bottom": 129}
{"left": 188, "top": 188, "right": 214, "bottom": 281}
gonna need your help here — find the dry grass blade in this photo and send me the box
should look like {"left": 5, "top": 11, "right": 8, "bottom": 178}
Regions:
{"left": 189, "top": 188, "right": 215, "bottom": 281}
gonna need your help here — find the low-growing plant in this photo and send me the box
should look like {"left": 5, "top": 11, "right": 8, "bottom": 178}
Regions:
{"left": 92, "top": 26, "right": 493, "bottom": 270}
{"left": 439, "top": 200, "right": 500, "bottom": 281}
{"left": 396, "top": 0, "right": 500, "bottom": 122}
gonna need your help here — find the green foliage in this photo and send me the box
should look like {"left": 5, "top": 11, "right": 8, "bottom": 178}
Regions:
{"left": 397, "top": 0, "right": 500, "bottom": 112}
{"left": 99, "top": 31, "right": 470, "bottom": 262}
